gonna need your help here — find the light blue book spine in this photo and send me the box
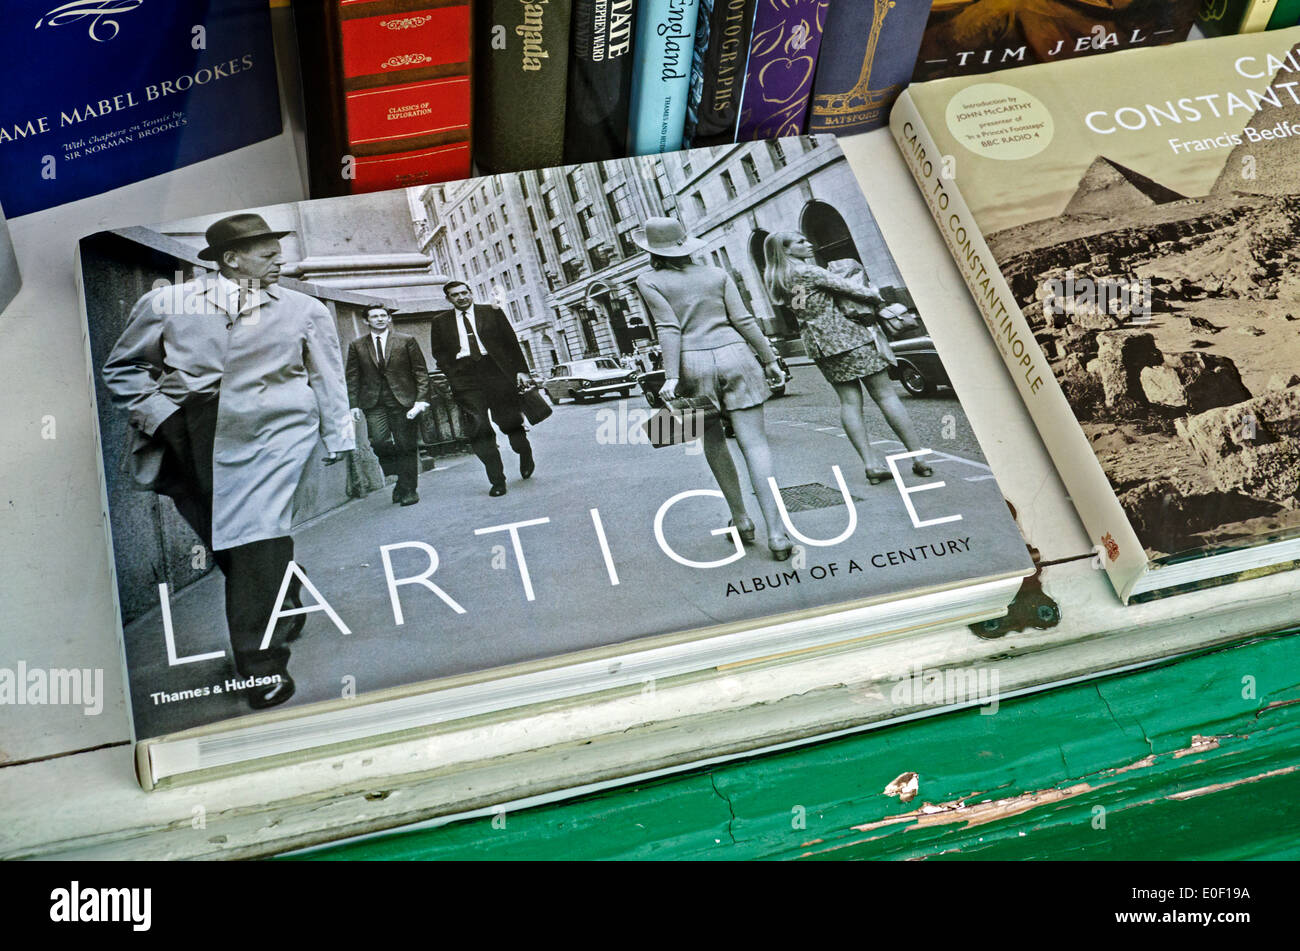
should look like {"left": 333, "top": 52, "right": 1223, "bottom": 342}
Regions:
{"left": 627, "top": 0, "right": 702, "bottom": 155}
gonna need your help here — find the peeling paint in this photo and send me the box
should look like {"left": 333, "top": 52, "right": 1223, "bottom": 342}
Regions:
{"left": 1108, "top": 754, "right": 1157, "bottom": 774}
{"left": 851, "top": 782, "right": 1095, "bottom": 834}
{"left": 1259, "top": 698, "right": 1300, "bottom": 716}
{"left": 883, "top": 771, "right": 919, "bottom": 803}
{"left": 1166, "top": 765, "right": 1298, "bottom": 801}
{"left": 1173, "top": 735, "right": 1224, "bottom": 759}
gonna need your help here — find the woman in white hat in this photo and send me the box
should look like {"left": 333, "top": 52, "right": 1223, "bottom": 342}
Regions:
{"left": 633, "top": 217, "right": 792, "bottom": 560}
{"left": 763, "top": 231, "right": 932, "bottom": 485}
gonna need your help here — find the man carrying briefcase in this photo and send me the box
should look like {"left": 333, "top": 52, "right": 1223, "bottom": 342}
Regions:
{"left": 429, "top": 281, "right": 538, "bottom": 497}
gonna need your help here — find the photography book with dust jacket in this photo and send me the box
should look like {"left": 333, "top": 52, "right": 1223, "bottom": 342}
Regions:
{"left": 76, "top": 135, "right": 1032, "bottom": 788}
{"left": 892, "top": 27, "right": 1300, "bottom": 602}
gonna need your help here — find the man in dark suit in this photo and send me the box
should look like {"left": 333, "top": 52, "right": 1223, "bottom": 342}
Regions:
{"left": 346, "top": 305, "right": 432, "bottom": 505}
{"left": 429, "top": 281, "right": 534, "bottom": 496}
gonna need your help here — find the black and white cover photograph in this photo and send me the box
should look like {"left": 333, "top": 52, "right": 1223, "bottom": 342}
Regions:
{"left": 78, "top": 136, "right": 1032, "bottom": 746}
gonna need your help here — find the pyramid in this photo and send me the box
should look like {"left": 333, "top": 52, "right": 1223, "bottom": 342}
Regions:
{"left": 1212, "top": 40, "right": 1300, "bottom": 198}
{"left": 1062, "top": 157, "right": 1186, "bottom": 217}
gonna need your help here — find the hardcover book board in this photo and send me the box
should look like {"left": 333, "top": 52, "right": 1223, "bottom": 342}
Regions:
{"left": 807, "top": 0, "right": 934, "bottom": 136}
{"left": 913, "top": 0, "right": 1202, "bottom": 83}
{"left": 735, "top": 0, "right": 829, "bottom": 140}
{"left": 893, "top": 27, "right": 1300, "bottom": 599}
{"left": 628, "top": 0, "right": 701, "bottom": 153}
{"left": 565, "top": 0, "right": 639, "bottom": 163}
{"left": 78, "top": 136, "right": 1031, "bottom": 750}
{"left": 0, "top": 0, "right": 281, "bottom": 218}
{"left": 685, "top": 0, "right": 757, "bottom": 146}
{"left": 474, "top": 0, "right": 573, "bottom": 172}
{"left": 295, "top": 0, "right": 473, "bottom": 198}
{"left": 1269, "top": 0, "right": 1300, "bottom": 26}
{"left": 1197, "top": 0, "right": 1279, "bottom": 36}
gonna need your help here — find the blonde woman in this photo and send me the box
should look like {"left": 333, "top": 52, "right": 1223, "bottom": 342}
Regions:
{"left": 763, "top": 231, "right": 932, "bottom": 484}
{"left": 633, "top": 217, "right": 792, "bottom": 560}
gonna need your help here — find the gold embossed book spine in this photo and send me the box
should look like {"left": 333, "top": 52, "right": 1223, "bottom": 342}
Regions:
{"left": 473, "top": 0, "right": 574, "bottom": 173}
{"left": 294, "top": 0, "right": 472, "bottom": 198}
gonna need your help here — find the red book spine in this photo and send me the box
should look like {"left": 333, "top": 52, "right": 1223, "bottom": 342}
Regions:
{"left": 320, "top": 0, "right": 473, "bottom": 194}
{"left": 339, "top": 5, "right": 469, "bottom": 75}
{"left": 345, "top": 77, "right": 471, "bottom": 144}
{"left": 352, "top": 142, "right": 472, "bottom": 191}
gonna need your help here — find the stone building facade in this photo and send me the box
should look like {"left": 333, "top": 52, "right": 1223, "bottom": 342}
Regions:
{"left": 418, "top": 136, "right": 902, "bottom": 373}
{"left": 417, "top": 156, "right": 671, "bottom": 372}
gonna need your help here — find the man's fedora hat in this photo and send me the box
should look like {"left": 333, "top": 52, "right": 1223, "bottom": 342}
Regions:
{"left": 630, "top": 217, "right": 706, "bottom": 257}
{"left": 198, "top": 213, "right": 291, "bottom": 261}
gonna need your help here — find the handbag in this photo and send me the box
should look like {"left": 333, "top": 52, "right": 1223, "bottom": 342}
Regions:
{"left": 835, "top": 298, "right": 900, "bottom": 368}
{"left": 878, "top": 302, "right": 922, "bottom": 338}
{"left": 642, "top": 395, "right": 719, "bottom": 448}
{"left": 519, "top": 385, "right": 553, "bottom": 425}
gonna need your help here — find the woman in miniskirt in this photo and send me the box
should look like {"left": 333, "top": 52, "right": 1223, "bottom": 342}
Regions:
{"left": 763, "top": 231, "right": 933, "bottom": 484}
{"left": 633, "top": 217, "right": 793, "bottom": 560}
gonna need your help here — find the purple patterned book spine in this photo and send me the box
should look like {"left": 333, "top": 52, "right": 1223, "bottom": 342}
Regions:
{"left": 734, "top": 0, "right": 829, "bottom": 141}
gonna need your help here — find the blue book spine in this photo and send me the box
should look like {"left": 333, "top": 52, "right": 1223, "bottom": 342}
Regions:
{"left": 627, "top": 0, "right": 702, "bottom": 154}
{"left": 807, "top": 0, "right": 933, "bottom": 135}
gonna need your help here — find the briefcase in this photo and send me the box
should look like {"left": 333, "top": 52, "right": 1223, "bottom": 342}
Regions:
{"left": 519, "top": 385, "right": 553, "bottom": 425}
{"left": 642, "top": 395, "right": 719, "bottom": 448}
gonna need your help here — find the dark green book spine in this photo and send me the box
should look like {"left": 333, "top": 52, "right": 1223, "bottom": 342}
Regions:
{"left": 474, "top": 0, "right": 574, "bottom": 173}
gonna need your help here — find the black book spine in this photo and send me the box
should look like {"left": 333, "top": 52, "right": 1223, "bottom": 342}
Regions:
{"left": 291, "top": 0, "right": 350, "bottom": 199}
{"left": 564, "top": 0, "right": 639, "bottom": 163}
{"left": 686, "top": 0, "right": 755, "bottom": 147}
{"left": 474, "top": 0, "right": 574, "bottom": 174}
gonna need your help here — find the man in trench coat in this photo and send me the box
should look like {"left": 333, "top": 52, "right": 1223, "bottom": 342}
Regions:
{"left": 103, "top": 213, "right": 355, "bottom": 709}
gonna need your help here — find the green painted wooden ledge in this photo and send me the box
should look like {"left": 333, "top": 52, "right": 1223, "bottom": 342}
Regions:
{"left": 287, "top": 629, "right": 1300, "bottom": 860}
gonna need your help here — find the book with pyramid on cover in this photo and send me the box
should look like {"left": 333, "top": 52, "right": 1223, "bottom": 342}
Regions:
{"left": 76, "top": 135, "right": 1032, "bottom": 787}
{"left": 892, "top": 27, "right": 1300, "bottom": 603}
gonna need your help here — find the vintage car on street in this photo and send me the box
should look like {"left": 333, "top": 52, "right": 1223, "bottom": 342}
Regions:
{"left": 890, "top": 335, "right": 951, "bottom": 397}
{"left": 542, "top": 358, "right": 639, "bottom": 403}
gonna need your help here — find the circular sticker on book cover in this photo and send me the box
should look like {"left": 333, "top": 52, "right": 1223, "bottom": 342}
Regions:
{"left": 945, "top": 83, "right": 1054, "bottom": 160}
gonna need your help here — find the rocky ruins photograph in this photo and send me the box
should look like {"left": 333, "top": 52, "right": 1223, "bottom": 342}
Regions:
{"left": 986, "top": 63, "right": 1300, "bottom": 561}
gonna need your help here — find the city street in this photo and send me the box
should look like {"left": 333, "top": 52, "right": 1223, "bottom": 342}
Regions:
{"left": 126, "top": 365, "right": 1026, "bottom": 735}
